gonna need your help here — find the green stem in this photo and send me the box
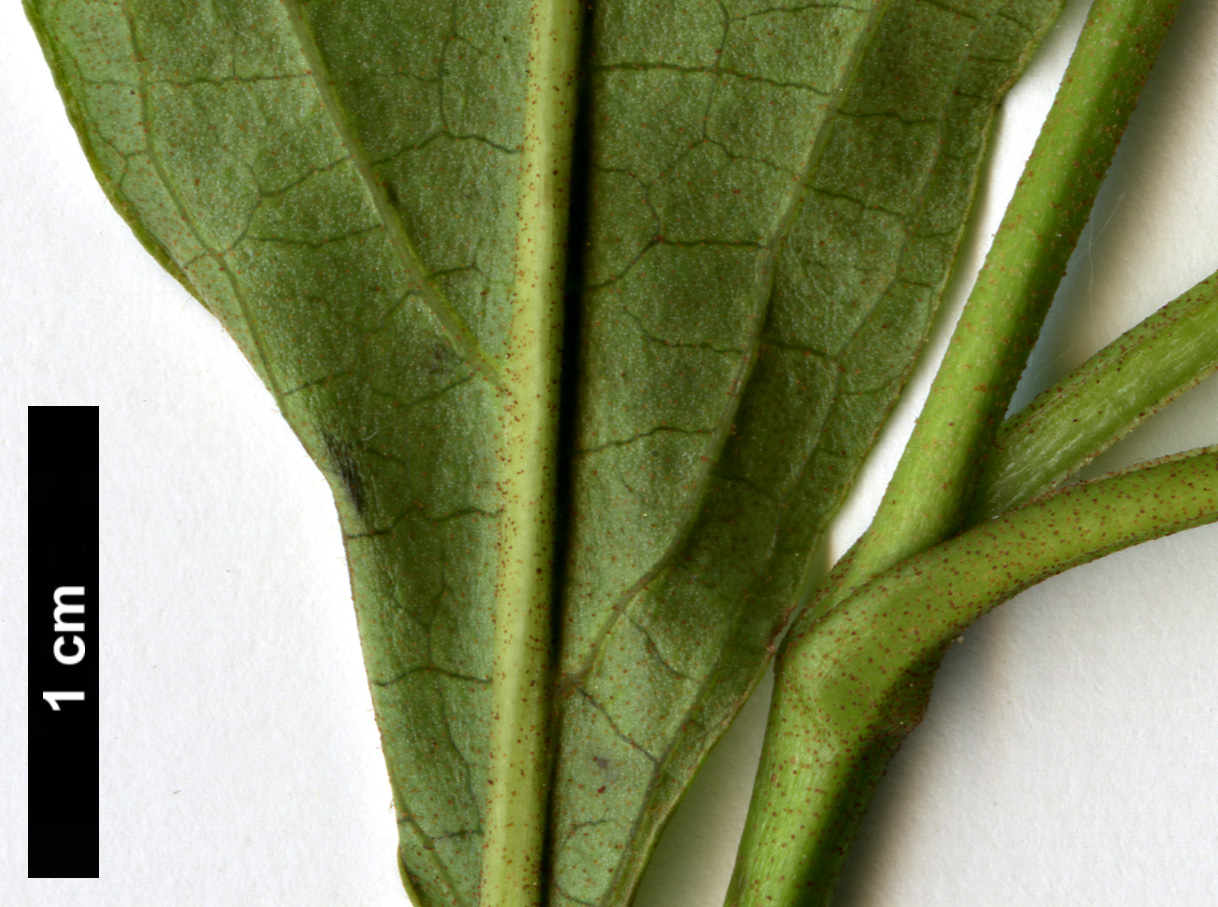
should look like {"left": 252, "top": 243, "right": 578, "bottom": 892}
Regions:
{"left": 808, "top": 0, "right": 1184, "bottom": 617}
{"left": 483, "top": 2, "right": 581, "bottom": 906}
{"left": 973, "top": 269, "right": 1218, "bottom": 520}
{"left": 730, "top": 5, "right": 1190, "bottom": 904}
{"left": 728, "top": 448, "right": 1218, "bottom": 907}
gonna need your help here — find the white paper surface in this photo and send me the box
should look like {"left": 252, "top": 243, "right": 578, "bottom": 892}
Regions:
{"left": 2, "top": 1, "right": 1216, "bottom": 904}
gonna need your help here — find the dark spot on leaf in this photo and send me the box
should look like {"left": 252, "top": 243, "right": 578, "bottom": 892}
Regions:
{"left": 382, "top": 179, "right": 400, "bottom": 210}
{"left": 428, "top": 341, "right": 455, "bottom": 375}
{"left": 324, "top": 431, "right": 367, "bottom": 517}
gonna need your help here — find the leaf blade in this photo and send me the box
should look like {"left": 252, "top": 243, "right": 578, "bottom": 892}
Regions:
{"left": 23, "top": 0, "right": 539, "bottom": 902}
{"left": 551, "top": 3, "right": 1067, "bottom": 905}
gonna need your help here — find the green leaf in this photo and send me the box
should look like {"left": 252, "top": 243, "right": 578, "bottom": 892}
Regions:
{"left": 551, "top": 2, "right": 1066, "bottom": 904}
{"left": 25, "top": 0, "right": 548, "bottom": 903}
{"left": 23, "top": 0, "right": 1062, "bottom": 904}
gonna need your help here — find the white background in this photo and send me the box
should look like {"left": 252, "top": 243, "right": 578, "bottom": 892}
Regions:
{"left": 2, "top": 0, "right": 1216, "bottom": 904}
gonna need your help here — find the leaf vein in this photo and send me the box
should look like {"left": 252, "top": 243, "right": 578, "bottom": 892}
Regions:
{"left": 277, "top": 0, "right": 507, "bottom": 389}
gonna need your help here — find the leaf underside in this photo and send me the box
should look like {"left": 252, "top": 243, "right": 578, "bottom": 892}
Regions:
{"left": 552, "top": 2, "right": 1064, "bottom": 904}
{"left": 26, "top": 0, "right": 1063, "bottom": 905}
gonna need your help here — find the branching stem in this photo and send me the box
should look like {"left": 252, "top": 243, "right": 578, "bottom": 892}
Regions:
{"left": 811, "top": 0, "right": 1185, "bottom": 616}
{"left": 729, "top": 449, "right": 1218, "bottom": 907}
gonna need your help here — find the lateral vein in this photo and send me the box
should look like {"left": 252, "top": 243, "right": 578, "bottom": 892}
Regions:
{"left": 278, "top": 0, "right": 507, "bottom": 390}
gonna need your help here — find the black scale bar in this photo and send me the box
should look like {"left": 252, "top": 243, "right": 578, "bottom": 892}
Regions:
{"left": 27, "top": 406, "right": 99, "bottom": 879}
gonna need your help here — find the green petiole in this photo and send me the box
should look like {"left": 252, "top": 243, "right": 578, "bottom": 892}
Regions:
{"left": 974, "top": 269, "right": 1218, "bottom": 520}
